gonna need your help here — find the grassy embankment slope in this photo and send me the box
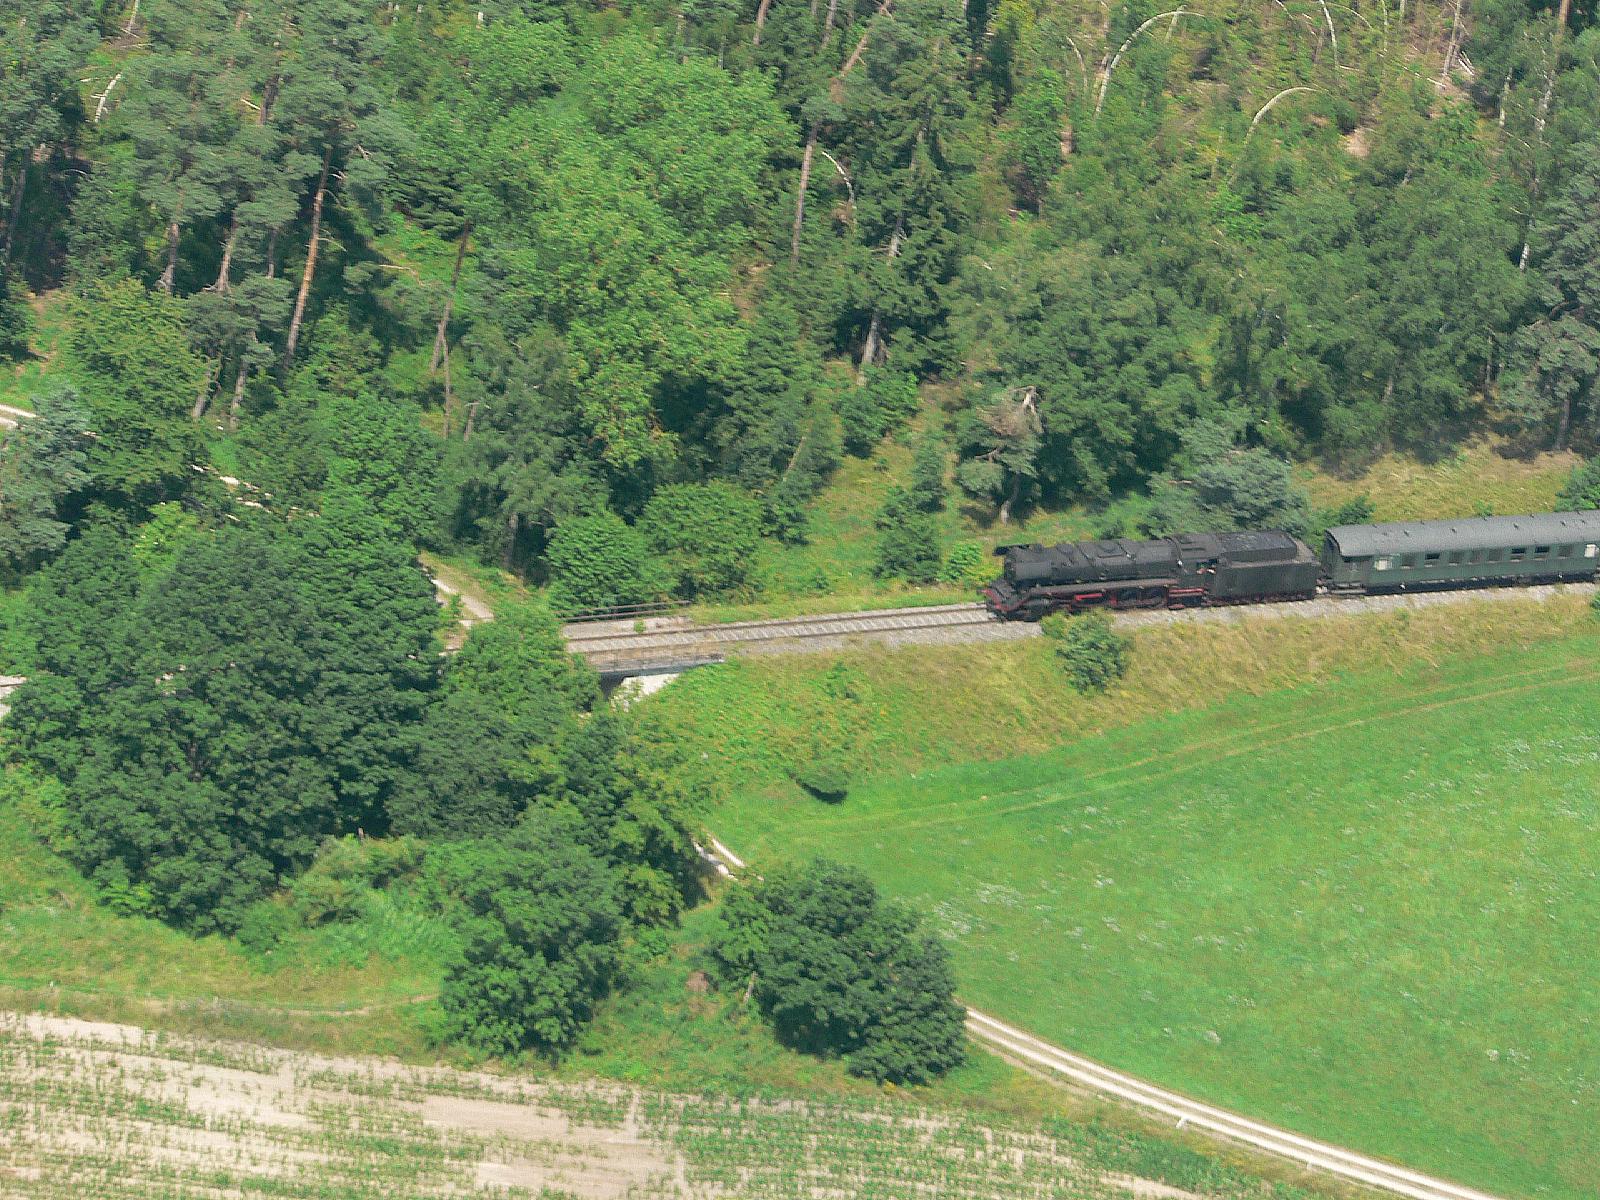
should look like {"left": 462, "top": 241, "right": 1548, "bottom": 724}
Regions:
{"left": 0, "top": 291, "right": 73, "bottom": 414}
{"left": 679, "top": 598, "right": 1600, "bottom": 1200}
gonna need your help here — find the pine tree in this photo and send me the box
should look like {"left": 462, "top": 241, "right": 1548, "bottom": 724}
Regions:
{"left": 0, "top": 1, "right": 95, "bottom": 269}
{"left": 112, "top": 3, "right": 249, "bottom": 294}
{"left": 843, "top": 0, "right": 978, "bottom": 377}
{"left": 275, "top": 0, "right": 394, "bottom": 366}
{"left": 1505, "top": 135, "right": 1600, "bottom": 450}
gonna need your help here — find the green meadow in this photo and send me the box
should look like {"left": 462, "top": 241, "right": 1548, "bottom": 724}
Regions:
{"left": 713, "top": 631, "right": 1600, "bottom": 1200}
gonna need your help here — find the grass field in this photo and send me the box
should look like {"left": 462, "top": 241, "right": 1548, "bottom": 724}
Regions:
{"left": 0, "top": 795, "right": 448, "bottom": 1059}
{"left": 709, "top": 625, "right": 1600, "bottom": 1200}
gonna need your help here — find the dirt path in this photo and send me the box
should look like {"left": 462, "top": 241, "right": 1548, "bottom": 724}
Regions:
{"left": 431, "top": 574, "right": 495, "bottom": 623}
{"left": 702, "top": 840, "right": 1508, "bottom": 1200}
{"left": 964, "top": 1012, "right": 1505, "bottom": 1200}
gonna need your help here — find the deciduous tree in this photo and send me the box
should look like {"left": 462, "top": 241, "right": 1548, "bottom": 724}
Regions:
{"left": 711, "top": 858, "right": 966, "bottom": 1083}
{"left": 0, "top": 385, "right": 89, "bottom": 575}
{"left": 431, "top": 811, "right": 624, "bottom": 1055}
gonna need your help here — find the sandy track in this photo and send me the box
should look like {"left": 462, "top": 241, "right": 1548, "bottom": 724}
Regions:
{"left": 964, "top": 1011, "right": 1506, "bottom": 1200}
{"left": 703, "top": 840, "right": 1510, "bottom": 1200}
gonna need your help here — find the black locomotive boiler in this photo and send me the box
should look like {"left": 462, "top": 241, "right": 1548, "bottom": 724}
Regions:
{"left": 983, "top": 530, "right": 1319, "bottom": 619}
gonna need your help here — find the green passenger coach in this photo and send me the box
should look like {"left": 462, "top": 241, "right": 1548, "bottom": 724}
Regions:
{"left": 1322, "top": 512, "right": 1600, "bottom": 594}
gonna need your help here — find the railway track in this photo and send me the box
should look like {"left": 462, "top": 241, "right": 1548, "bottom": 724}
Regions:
{"left": 564, "top": 602, "right": 1012, "bottom": 672}
{"left": 563, "top": 581, "right": 1597, "bottom": 674}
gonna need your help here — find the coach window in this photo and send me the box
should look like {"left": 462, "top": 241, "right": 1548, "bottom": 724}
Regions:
{"left": 1424, "top": 553, "right": 1442, "bottom": 565}
{"left": 1510, "top": 547, "right": 1526, "bottom": 562}
{"left": 1448, "top": 551, "right": 1465, "bottom": 565}
{"left": 1483, "top": 549, "right": 1501, "bottom": 562}
{"left": 1468, "top": 550, "right": 1482, "bottom": 564}
{"left": 1374, "top": 555, "right": 1393, "bottom": 571}
{"left": 1534, "top": 545, "right": 1551, "bottom": 559}
{"left": 1588, "top": 544, "right": 1600, "bottom": 559}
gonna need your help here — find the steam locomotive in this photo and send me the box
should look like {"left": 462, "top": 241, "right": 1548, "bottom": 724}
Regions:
{"left": 982, "top": 511, "right": 1600, "bottom": 620}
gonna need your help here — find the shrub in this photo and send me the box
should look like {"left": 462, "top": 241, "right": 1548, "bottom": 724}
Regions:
{"left": 545, "top": 510, "right": 662, "bottom": 615}
{"left": 1304, "top": 494, "right": 1375, "bottom": 549}
{"left": 798, "top": 564, "right": 834, "bottom": 595}
{"left": 0, "top": 269, "right": 31, "bottom": 360}
{"left": 289, "top": 871, "right": 367, "bottom": 927}
{"left": 235, "top": 901, "right": 297, "bottom": 958}
{"left": 909, "top": 434, "right": 948, "bottom": 513}
{"left": 709, "top": 858, "right": 966, "bottom": 1084}
{"left": 1042, "top": 611, "right": 1131, "bottom": 693}
{"left": 839, "top": 369, "right": 920, "bottom": 456}
{"left": 640, "top": 481, "right": 764, "bottom": 598}
{"left": 795, "top": 759, "right": 851, "bottom": 802}
{"left": 1559, "top": 458, "right": 1600, "bottom": 510}
{"left": 874, "top": 487, "right": 941, "bottom": 582}
{"left": 941, "top": 541, "right": 986, "bottom": 585}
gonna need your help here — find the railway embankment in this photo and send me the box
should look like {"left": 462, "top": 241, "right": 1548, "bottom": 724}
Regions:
{"left": 565, "top": 581, "right": 1599, "bottom": 676}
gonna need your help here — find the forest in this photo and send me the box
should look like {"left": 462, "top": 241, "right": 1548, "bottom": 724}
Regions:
{"left": 0, "top": 0, "right": 1598, "bottom": 1071}
{"left": 2, "top": 0, "right": 1597, "bottom": 599}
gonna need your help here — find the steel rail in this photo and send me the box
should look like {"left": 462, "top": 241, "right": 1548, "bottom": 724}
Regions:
{"left": 563, "top": 602, "right": 987, "bottom": 647}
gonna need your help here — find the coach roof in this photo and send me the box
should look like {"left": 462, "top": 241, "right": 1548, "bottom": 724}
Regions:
{"left": 1326, "top": 511, "right": 1600, "bottom": 558}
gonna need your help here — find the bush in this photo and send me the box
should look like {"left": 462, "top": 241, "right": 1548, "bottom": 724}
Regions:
{"left": 1042, "top": 611, "right": 1131, "bottom": 693}
{"left": 1304, "top": 494, "right": 1376, "bottom": 548}
{"left": 874, "top": 487, "right": 941, "bottom": 583}
{"left": 794, "top": 759, "right": 850, "bottom": 802}
{"left": 640, "top": 481, "right": 764, "bottom": 598}
{"left": 288, "top": 871, "right": 368, "bottom": 927}
{"left": 0, "top": 269, "right": 31, "bottom": 360}
{"left": 1559, "top": 459, "right": 1600, "bottom": 510}
{"left": 941, "top": 541, "right": 987, "bottom": 585}
{"left": 909, "top": 434, "right": 948, "bottom": 513}
{"left": 235, "top": 901, "right": 298, "bottom": 958}
{"left": 710, "top": 858, "right": 966, "bottom": 1084}
{"left": 839, "top": 369, "right": 920, "bottom": 456}
{"left": 545, "top": 510, "right": 662, "bottom": 615}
